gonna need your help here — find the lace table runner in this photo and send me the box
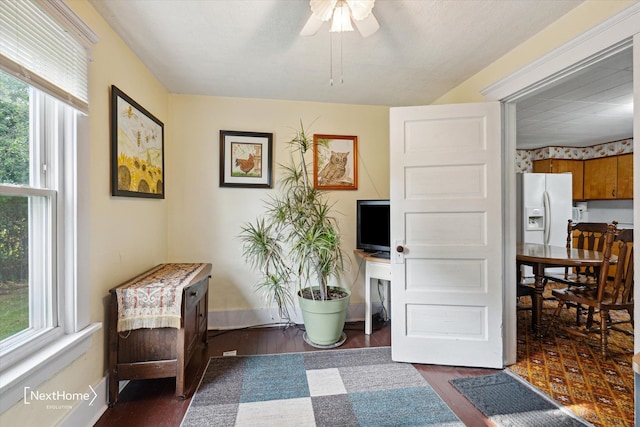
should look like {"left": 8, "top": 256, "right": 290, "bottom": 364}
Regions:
{"left": 116, "top": 263, "right": 207, "bottom": 332}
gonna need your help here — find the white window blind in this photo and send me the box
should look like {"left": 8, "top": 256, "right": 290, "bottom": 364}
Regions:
{"left": 0, "top": 0, "right": 97, "bottom": 114}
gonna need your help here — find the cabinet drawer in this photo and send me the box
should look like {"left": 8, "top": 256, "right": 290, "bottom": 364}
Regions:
{"left": 185, "top": 279, "right": 207, "bottom": 310}
{"left": 198, "top": 297, "right": 207, "bottom": 333}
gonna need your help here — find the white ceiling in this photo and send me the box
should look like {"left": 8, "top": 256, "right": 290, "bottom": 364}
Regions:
{"left": 89, "top": 0, "right": 633, "bottom": 149}
{"left": 516, "top": 48, "right": 633, "bottom": 150}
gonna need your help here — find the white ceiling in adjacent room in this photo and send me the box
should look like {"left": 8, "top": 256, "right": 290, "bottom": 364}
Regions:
{"left": 516, "top": 48, "right": 633, "bottom": 150}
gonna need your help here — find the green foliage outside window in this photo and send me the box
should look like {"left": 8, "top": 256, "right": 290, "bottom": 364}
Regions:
{"left": 0, "top": 71, "right": 30, "bottom": 340}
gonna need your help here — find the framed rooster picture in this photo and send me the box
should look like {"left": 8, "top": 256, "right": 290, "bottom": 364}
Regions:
{"left": 219, "top": 130, "right": 273, "bottom": 188}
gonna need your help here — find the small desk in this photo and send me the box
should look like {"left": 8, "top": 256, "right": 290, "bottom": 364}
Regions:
{"left": 355, "top": 250, "right": 391, "bottom": 335}
{"left": 516, "top": 243, "right": 615, "bottom": 336}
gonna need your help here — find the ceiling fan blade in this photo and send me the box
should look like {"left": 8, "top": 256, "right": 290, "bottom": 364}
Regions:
{"left": 353, "top": 13, "right": 379, "bottom": 37}
{"left": 300, "top": 13, "right": 325, "bottom": 36}
{"left": 309, "top": 0, "right": 338, "bottom": 21}
{"left": 345, "top": 0, "right": 375, "bottom": 20}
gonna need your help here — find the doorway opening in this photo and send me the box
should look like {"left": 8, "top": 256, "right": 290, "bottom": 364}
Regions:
{"left": 508, "top": 45, "right": 634, "bottom": 426}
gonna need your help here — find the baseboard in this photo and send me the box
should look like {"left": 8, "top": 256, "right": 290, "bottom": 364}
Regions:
{"left": 207, "top": 303, "right": 369, "bottom": 330}
{"left": 58, "top": 375, "right": 108, "bottom": 427}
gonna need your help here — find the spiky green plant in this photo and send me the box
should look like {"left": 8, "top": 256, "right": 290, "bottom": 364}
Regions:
{"left": 239, "top": 121, "right": 346, "bottom": 322}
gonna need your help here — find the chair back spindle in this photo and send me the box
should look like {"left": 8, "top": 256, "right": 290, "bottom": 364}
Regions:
{"left": 610, "top": 229, "right": 634, "bottom": 307}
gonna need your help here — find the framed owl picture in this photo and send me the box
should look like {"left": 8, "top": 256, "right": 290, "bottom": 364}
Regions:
{"left": 313, "top": 134, "right": 358, "bottom": 190}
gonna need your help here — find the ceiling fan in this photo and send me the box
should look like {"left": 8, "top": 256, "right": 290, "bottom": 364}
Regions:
{"left": 300, "top": 0, "right": 380, "bottom": 37}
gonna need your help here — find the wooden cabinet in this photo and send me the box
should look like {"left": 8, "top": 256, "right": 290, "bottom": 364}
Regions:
{"left": 532, "top": 158, "right": 584, "bottom": 200}
{"left": 583, "top": 155, "right": 632, "bottom": 200}
{"left": 617, "top": 153, "right": 633, "bottom": 199}
{"left": 532, "top": 159, "right": 551, "bottom": 173}
{"left": 108, "top": 263, "right": 212, "bottom": 406}
{"left": 584, "top": 157, "right": 617, "bottom": 199}
{"left": 532, "top": 153, "right": 632, "bottom": 200}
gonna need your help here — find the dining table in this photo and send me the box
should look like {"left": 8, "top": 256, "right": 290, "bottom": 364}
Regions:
{"left": 515, "top": 242, "right": 617, "bottom": 337}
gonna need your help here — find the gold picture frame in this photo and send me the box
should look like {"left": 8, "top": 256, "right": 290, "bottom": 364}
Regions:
{"left": 313, "top": 134, "right": 358, "bottom": 190}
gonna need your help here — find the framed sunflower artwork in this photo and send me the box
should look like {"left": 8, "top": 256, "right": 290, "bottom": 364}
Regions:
{"left": 110, "top": 85, "right": 165, "bottom": 199}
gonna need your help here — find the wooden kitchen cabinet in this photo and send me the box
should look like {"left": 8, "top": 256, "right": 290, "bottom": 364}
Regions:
{"left": 532, "top": 158, "right": 584, "bottom": 200}
{"left": 617, "top": 153, "right": 633, "bottom": 199}
{"left": 583, "top": 155, "right": 633, "bottom": 200}
{"left": 532, "top": 153, "right": 632, "bottom": 200}
{"left": 532, "top": 159, "right": 551, "bottom": 173}
{"left": 583, "top": 156, "right": 619, "bottom": 199}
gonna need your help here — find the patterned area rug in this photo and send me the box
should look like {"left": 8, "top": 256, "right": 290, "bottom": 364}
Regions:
{"left": 451, "top": 370, "right": 591, "bottom": 426}
{"left": 181, "top": 347, "right": 463, "bottom": 426}
{"left": 511, "top": 285, "right": 634, "bottom": 427}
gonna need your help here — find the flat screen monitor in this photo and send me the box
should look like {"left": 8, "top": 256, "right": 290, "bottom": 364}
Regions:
{"left": 356, "top": 199, "right": 390, "bottom": 258}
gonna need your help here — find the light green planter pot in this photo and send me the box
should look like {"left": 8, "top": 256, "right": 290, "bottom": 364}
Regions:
{"left": 298, "top": 286, "right": 351, "bottom": 347}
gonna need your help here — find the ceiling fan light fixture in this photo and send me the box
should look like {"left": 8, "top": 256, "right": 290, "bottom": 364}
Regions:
{"left": 330, "top": 2, "right": 354, "bottom": 33}
{"left": 301, "top": 0, "right": 378, "bottom": 85}
{"left": 301, "top": 0, "right": 378, "bottom": 36}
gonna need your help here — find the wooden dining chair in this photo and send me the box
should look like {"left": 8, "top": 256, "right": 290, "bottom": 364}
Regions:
{"left": 545, "top": 224, "right": 633, "bottom": 358}
{"left": 543, "top": 220, "right": 611, "bottom": 325}
{"left": 588, "top": 228, "right": 634, "bottom": 339}
{"left": 544, "top": 220, "right": 610, "bottom": 287}
{"left": 516, "top": 281, "right": 536, "bottom": 331}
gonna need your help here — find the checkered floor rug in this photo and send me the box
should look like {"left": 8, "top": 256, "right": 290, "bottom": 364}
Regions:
{"left": 180, "top": 347, "right": 463, "bottom": 427}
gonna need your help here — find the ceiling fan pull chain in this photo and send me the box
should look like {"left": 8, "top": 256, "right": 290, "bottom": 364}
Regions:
{"left": 330, "top": 32, "right": 334, "bottom": 86}
{"left": 340, "top": 30, "right": 344, "bottom": 84}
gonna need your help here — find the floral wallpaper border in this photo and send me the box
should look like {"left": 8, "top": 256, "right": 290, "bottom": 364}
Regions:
{"left": 516, "top": 138, "right": 633, "bottom": 173}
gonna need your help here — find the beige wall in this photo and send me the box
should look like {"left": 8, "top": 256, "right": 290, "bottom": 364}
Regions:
{"left": 0, "top": 0, "right": 170, "bottom": 425}
{"left": 82, "top": 0, "right": 170, "bottom": 383}
{"left": 433, "top": 0, "right": 634, "bottom": 104}
{"left": 0, "top": 0, "right": 635, "bottom": 425}
{"left": 167, "top": 96, "right": 390, "bottom": 320}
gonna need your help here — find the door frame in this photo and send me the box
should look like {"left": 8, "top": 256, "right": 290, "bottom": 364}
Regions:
{"left": 482, "top": 2, "right": 640, "bottom": 365}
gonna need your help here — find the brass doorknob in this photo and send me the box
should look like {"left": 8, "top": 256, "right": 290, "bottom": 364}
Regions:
{"left": 396, "top": 245, "right": 404, "bottom": 253}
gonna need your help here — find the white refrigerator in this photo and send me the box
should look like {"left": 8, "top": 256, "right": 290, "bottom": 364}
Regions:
{"left": 516, "top": 173, "right": 573, "bottom": 277}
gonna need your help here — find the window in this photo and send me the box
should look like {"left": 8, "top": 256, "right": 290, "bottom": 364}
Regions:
{"left": 0, "top": 71, "right": 67, "bottom": 362}
{"left": 0, "top": 73, "right": 30, "bottom": 342}
{"left": 0, "top": 0, "right": 99, "bottom": 412}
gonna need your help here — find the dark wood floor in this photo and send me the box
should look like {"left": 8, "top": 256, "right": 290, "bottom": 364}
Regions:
{"left": 95, "top": 321, "right": 497, "bottom": 427}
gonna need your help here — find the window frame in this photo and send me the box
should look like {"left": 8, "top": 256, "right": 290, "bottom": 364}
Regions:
{"left": 0, "top": 88, "right": 61, "bottom": 363}
{"left": 0, "top": 76, "right": 100, "bottom": 415}
{"left": 0, "top": 0, "right": 100, "bottom": 414}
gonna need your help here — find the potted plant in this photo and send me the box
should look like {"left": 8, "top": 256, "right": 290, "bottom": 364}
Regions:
{"left": 239, "top": 121, "right": 350, "bottom": 347}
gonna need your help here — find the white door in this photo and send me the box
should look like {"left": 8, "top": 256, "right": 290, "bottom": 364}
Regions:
{"left": 390, "top": 102, "right": 504, "bottom": 368}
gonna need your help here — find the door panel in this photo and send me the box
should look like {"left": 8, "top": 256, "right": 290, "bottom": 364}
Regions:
{"left": 406, "top": 259, "right": 486, "bottom": 292}
{"left": 390, "top": 102, "right": 503, "bottom": 368}
{"left": 406, "top": 305, "right": 486, "bottom": 338}
{"left": 406, "top": 164, "right": 485, "bottom": 199}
